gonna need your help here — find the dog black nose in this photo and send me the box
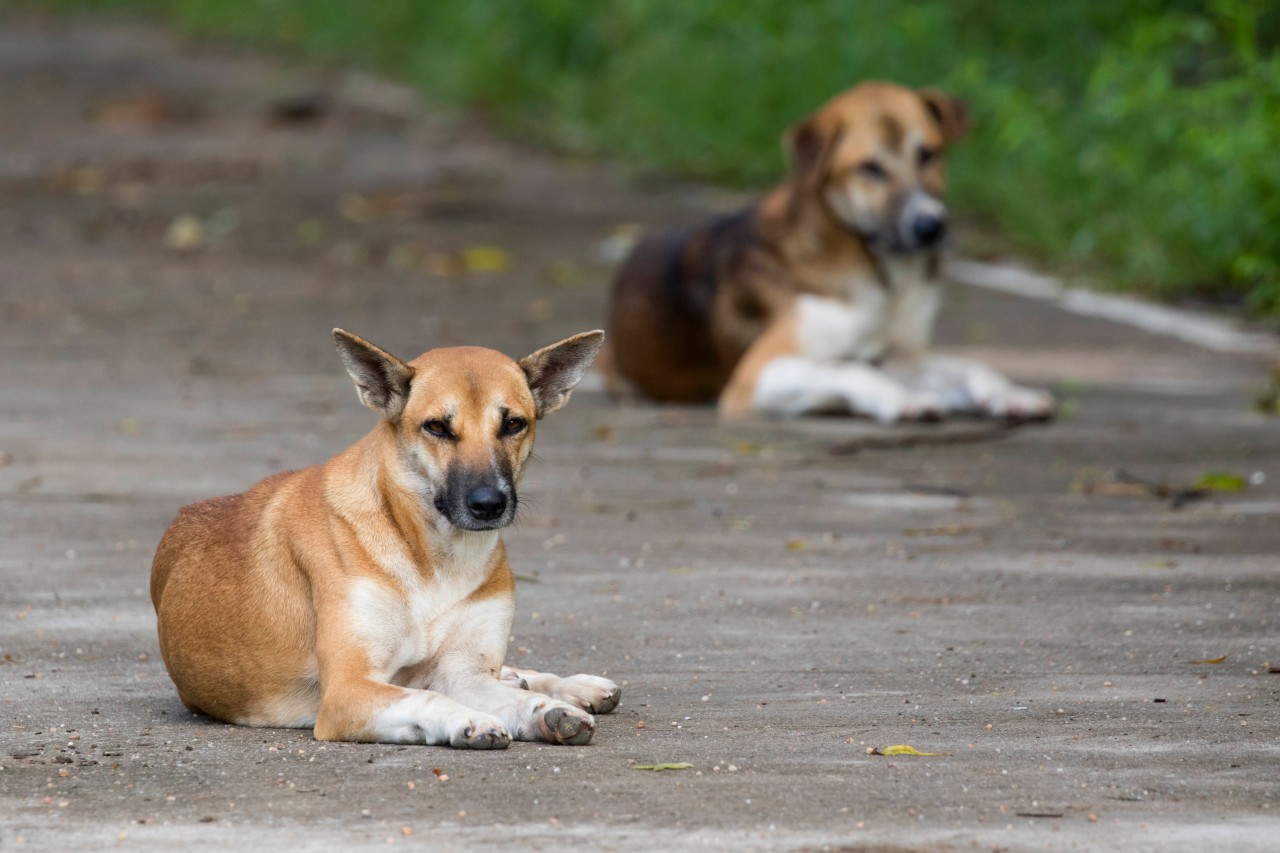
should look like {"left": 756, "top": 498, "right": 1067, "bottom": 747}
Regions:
{"left": 913, "top": 214, "right": 946, "bottom": 246}
{"left": 465, "top": 486, "right": 508, "bottom": 521}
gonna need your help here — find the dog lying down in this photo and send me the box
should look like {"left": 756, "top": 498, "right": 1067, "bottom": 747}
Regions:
{"left": 151, "top": 329, "right": 619, "bottom": 747}
{"left": 601, "top": 81, "right": 1054, "bottom": 424}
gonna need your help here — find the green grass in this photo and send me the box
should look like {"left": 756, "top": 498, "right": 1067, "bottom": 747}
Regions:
{"left": 39, "top": 0, "right": 1280, "bottom": 321}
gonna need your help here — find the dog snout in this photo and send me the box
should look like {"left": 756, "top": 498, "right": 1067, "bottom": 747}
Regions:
{"left": 912, "top": 212, "right": 946, "bottom": 247}
{"left": 895, "top": 192, "right": 947, "bottom": 251}
{"left": 465, "top": 485, "right": 508, "bottom": 522}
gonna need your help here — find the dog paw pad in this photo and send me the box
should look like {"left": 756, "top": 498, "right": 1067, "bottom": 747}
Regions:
{"left": 542, "top": 706, "right": 594, "bottom": 745}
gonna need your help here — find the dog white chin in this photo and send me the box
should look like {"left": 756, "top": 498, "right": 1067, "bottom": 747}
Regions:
{"left": 451, "top": 516, "right": 512, "bottom": 533}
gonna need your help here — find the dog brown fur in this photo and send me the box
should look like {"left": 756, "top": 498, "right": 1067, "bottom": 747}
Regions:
{"left": 604, "top": 81, "right": 1053, "bottom": 422}
{"left": 152, "top": 330, "right": 620, "bottom": 747}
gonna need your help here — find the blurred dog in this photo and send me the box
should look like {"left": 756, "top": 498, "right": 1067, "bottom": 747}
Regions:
{"left": 151, "top": 329, "right": 619, "bottom": 747}
{"left": 602, "top": 81, "right": 1053, "bottom": 422}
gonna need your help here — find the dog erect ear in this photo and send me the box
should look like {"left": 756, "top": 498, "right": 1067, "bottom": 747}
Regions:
{"left": 919, "top": 88, "right": 970, "bottom": 144}
{"left": 785, "top": 114, "right": 840, "bottom": 190}
{"left": 518, "top": 330, "right": 605, "bottom": 418}
{"left": 332, "top": 329, "right": 415, "bottom": 419}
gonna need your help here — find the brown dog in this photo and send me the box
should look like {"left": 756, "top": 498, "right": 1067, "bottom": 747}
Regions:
{"left": 602, "top": 81, "right": 1053, "bottom": 422}
{"left": 150, "top": 329, "right": 619, "bottom": 747}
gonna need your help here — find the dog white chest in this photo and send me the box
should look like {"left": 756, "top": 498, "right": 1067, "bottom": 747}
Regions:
{"left": 347, "top": 531, "right": 501, "bottom": 679}
{"left": 795, "top": 258, "right": 940, "bottom": 362}
{"left": 794, "top": 286, "right": 888, "bottom": 362}
{"left": 881, "top": 256, "right": 941, "bottom": 357}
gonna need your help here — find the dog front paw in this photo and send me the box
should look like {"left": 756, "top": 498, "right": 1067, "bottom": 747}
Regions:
{"left": 980, "top": 385, "right": 1055, "bottom": 422}
{"left": 534, "top": 701, "right": 596, "bottom": 745}
{"left": 447, "top": 711, "right": 511, "bottom": 750}
{"left": 550, "top": 674, "right": 622, "bottom": 715}
{"left": 873, "top": 390, "right": 944, "bottom": 424}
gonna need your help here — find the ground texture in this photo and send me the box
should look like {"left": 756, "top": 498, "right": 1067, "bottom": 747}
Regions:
{"left": 1, "top": 14, "right": 1278, "bottom": 852}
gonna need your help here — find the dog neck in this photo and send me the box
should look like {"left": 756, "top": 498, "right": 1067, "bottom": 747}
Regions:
{"left": 331, "top": 425, "right": 501, "bottom": 583}
{"left": 759, "top": 184, "right": 878, "bottom": 278}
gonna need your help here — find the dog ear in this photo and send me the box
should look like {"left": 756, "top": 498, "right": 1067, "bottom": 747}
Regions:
{"left": 519, "top": 330, "right": 605, "bottom": 418}
{"left": 332, "top": 329, "right": 415, "bottom": 420}
{"left": 919, "top": 88, "right": 970, "bottom": 143}
{"left": 784, "top": 114, "right": 840, "bottom": 191}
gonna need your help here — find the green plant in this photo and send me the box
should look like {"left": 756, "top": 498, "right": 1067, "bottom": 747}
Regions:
{"left": 35, "top": 0, "right": 1280, "bottom": 320}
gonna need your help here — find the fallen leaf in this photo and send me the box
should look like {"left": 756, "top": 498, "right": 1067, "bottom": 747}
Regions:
{"left": 511, "top": 573, "right": 541, "bottom": 584}
{"left": 596, "top": 224, "right": 642, "bottom": 263}
{"left": 785, "top": 539, "right": 808, "bottom": 551}
{"left": 632, "top": 762, "right": 692, "bottom": 772}
{"left": 1185, "top": 656, "right": 1226, "bottom": 665}
{"left": 1194, "top": 472, "right": 1245, "bottom": 492}
{"left": 164, "top": 214, "right": 205, "bottom": 251}
{"left": 868, "top": 744, "right": 947, "bottom": 756}
{"left": 463, "top": 246, "right": 510, "bottom": 273}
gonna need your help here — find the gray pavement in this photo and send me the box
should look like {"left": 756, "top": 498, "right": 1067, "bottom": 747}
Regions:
{"left": 1, "top": 15, "right": 1278, "bottom": 852}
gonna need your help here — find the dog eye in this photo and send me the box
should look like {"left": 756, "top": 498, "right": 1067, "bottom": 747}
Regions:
{"left": 502, "top": 417, "right": 527, "bottom": 435}
{"left": 422, "top": 419, "right": 450, "bottom": 437}
{"left": 918, "top": 147, "right": 938, "bottom": 167}
{"left": 857, "top": 160, "right": 888, "bottom": 181}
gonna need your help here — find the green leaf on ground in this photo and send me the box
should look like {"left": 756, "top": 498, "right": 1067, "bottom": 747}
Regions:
{"left": 632, "top": 762, "right": 693, "bottom": 772}
{"left": 1193, "top": 472, "right": 1245, "bottom": 492}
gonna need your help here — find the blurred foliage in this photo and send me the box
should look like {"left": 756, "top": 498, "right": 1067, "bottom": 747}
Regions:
{"left": 45, "top": 0, "right": 1280, "bottom": 319}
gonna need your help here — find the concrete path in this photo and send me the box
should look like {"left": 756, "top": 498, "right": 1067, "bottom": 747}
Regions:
{"left": 1, "top": 15, "right": 1277, "bottom": 852}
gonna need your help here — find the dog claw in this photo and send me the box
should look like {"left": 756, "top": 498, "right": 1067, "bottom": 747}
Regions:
{"left": 542, "top": 706, "right": 594, "bottom": 745}
{"left": 589, "top": 686, "right": 622, "bottom": 715}
{"left": 461, "top": 726, "right": 511, "bottom": 750}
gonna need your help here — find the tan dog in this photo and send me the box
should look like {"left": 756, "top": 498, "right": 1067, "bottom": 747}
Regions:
{"left": 602, "top": 81, "right": 1053, "bottom": 423}
{"left": 150, "top": 329, "right": 619, "bottom": 748}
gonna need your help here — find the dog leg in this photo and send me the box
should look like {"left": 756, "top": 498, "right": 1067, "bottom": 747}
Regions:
{"left": 443, "top": 676, "right": 599, "bottom": 745}
{"left": 902, "top": 356, "right": 1054, "bottom": 420}
{"left": 426, "top": 599, "right": 599, "bottom": 745}
{"left": 746, "top": 356, "right": 943, "bottom": 423}
{"left": 313, "top": 678, "right": 510, "bottom": 748}
{"left": 501, "top": 666, "right": 621, "bottom": 715}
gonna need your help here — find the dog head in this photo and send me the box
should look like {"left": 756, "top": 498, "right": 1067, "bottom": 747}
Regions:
{"left": 332, "top": 328, "right": 605, "bottom": 532}
{"left": 786, "top": 81, "right": 969, "bottom": 253}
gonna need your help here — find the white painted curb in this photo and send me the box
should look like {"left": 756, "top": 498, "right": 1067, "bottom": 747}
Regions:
{"left": 950, "top": 259, "right": 1278, "bottom": 357}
